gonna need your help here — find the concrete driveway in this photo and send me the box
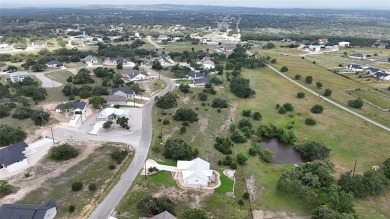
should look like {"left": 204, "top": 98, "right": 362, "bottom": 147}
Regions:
{"left": 32, "top": 71, "right": 63, "bottom": 88}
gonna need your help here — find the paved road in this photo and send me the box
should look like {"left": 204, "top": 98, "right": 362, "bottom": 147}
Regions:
{"left": 32, "top": 70, "right": 64, "bottom": 88}
{"left": 267, "top": 64, "right": 390, "bottom": 132}
{"left": 88, "top": 67, "right": 175, "bottom": 219}
{"left": 146, "top": 36, "right": 163, "bottom": 49}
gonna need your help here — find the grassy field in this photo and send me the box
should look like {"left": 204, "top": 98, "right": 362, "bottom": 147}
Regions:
{"left": 19, "top": 144, "right": 134, "bottom": 218}
{"left": 214, "top": 169, "right": 234, "bottom": 194}
{"left": 44, "top": 70, "right": 74, "bottom": 84}
{"left": 350, "top": 89, "right": 390, "bottom": 109}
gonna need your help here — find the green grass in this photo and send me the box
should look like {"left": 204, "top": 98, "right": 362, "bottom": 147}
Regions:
{"left": 157, "top": 160, "right": 177, "bottom": 166}
{"left": 147, "top": 171, "right": 177, "bottom": 187}
{"left": 350, "top": 89, "right": 390, "bottom": 109}
{"left": 18, "top": 144, "right": 134, "bottom": 218}
{"left": 44, "top": 70, "right": 74, "bottom": 83}
{"left": 214, "top": 169, "right": 234, "bottom": 194}
{"left": 176, "top": 79, "right": 193, "bottom": 84}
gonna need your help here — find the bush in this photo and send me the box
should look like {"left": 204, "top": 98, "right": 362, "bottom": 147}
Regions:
{"left": 252, "top": 112, "right": 262, "bottom": 120}
{"left": 182, "top": 208, "right": 208, "bottom": 219}
{"left": 50, "top": 144, "right": 78, "bottom": 160}
{"left": 242, "top": 192, "right": 250, "bottom": 199}
{"left": 278, "top": 106, "right": 287, "bottom": 114}
{"left": 0, "top": 180, "right": 13, "bottom": 198}
{"left": 283, "top": 103, "right": 294, "bottom": 111}
{"left": 230, "top": 77, "right": 255, "bottom": 98}
{"left": 109, "top": 164, "right": 116, "bottom": 170}
{"left": 297, "top": 92, "right": 305, "bottom": 98}
{"left": 311, "top": 104, "right": 324, "bottom": 114}
{"left": 0, "top": 104, "right": 10, "bottom": 118}
{"left": 223, "top": 156, "right": 233, "bottom": 166}
{"left": 182, "top": 121, "right": 189, "bottom": 127}
{"left": 305, "top": 118, "right": 317, "bottom": 126}
{"left": 237, "top": 153, "right": 248, "bottom": 165}
{"left": 324, "top": 89, "right": 332, "bottom": 97}
{"left": 276, "top": 104, "right": 280, "bottom": 109}
{"left": 294, "top": 141, "right": 330, "bottom": 161}
{"left": 162, "top": 118, "right": 170, "bottom": 125}
{"left": 111, "top": 148, "right": 129, "bottom": 164}
{"left": 305, "top": 76, "right": 313, "bottom": 84}
{"left": 155, "top": 92, "right": 177, "bottom": 109}
{"left": 71, "top": 182, "right": 83, "bottom": 191}
{"left": 248, "top": 147, "right": 258, "bottom": 156}
{"left": 68, "top": 205, "right": 75, "bottom": 213}
{"left": 173, "top": 108, "right": 199, "bottom": 122}
{"left": 198, "top": 92, "right": 208, "bottom": 101}
{"left": 211, "top": 98, "right": 228, "bottom": 108}
{"left": 348, "top": 98, "right": 364, "bottom": 109}
{"left": 295, "top": 74, "right": 301, "bottom": 80}
{"left": 280, "top": 66, "right": 289, "bottom": 72}
{"left": 163, "top": 138, "right": 196, "bottom": 160}
{"left": 230, "top": 162, "right": 237, "bottom": 170}
{"left": 242, "top": 109, "right": 251, "bottom": 117}
{"left": 238, "top": 199, "right": 244, "bottom": 205}
{"left": 137, "top": 195, "right": 175, "bottom": 216}
{"left": 180, "top": 126, "right": 187, "bottom": 134}
{"left": 179, "top": 84, "right": 190, "bottom": 93}
{"left": 316, "top": 82, "right": 323, "bottom": 89}
{"left": 88, "top": 183, "right": 97, "bottom": 191}
{"left": 214, "top": 137, "right": 233, "bottom": 154}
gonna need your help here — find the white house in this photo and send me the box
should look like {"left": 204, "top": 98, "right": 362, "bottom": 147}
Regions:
{"left": 366, "top": 67, "right": 381, "bottom": 75}
{"left": 175, "top": 158, "right": 215, "bottom": 187}
{"left": 0, "top": 44, "right": 10, "bottom": 49}
{"left": 9, "top": 71, "right": 29, "bottom": 83}
{"left": 122, "top": 69, "right": 149, "bottom": 81}
{"left": 0, "top": 141, "right": 29, "bottom": 173}
{"left": 31, "top": 41, "right": 46, "bottom": 48}
{"left": 325, "top": 45, "right": 339, "bottom": 52}
{"left": 373, "top": 72, "right": 390, "bottom": 80}
{"left": 348, "top": 53, "right": 366, "bottom": 60}
{"left": 82, "top": 55, "right": 98, "bottom": 64}
{"left": 112, "top": 87, "right": 135, "bottom": 98}
{"left": 345, "top": 64, "right": 364, "bottom": 72}
{"left": 96, "top": 108, "right": 129, "bottom": 121}
{"left": 338, "top": 41, "right": 351, "bottom": 47}
{"left": 198, "top": 60, "right": 215, "bottom": 69}
{"left": 46, "top": 60, "right": 63, "bottom": 68}
{"left": 309, "top": 45, "right": 321, "bottom": 52}
{"left": 0, "top": 202, "right": 57, "bottom": 219}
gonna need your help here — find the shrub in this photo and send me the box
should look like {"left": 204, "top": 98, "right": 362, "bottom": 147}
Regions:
{"left": 311, "top": 104, "right": 324, "bottom": 114}
{"left": 198, "top": 92, "right": 208, "bottom": 101}
{"left": 242, "top": 109, "right": 251, "bottom": 117}
{"left": 0, "top": 180, "right": 13, "bottom": 198}
{"left": 71, "top": 182, "right": 83, "bottom": 191}
{"left": 109, "top": 164, "right": 116, "bottom": 170}
{"left": 297, "top": 92, "right": 305, "bottom": 98}
{"left": 283, "top": 103, "right": 294, "bottom": 111}
{"left": 180, "top": 126, "right": 187, "bottom": 134}
{"left": 182, "top": 208, "right": 208, "bottom": 219}
{"left": 49, "top": 144, "right": 78, "bottom": 160}
{"left": 214, "top": 137, "right": 233, "bottom": 154}
{"left": 137, "top": 195, "right": 175, "bottom": 216}
{"left": 237, "top": 153, "right": 248, "bottom": 165}
{"left": 324, "top": 89, "right": 332, "bottom": 97}
{"left": 229, "top": 124, "right": 236, "bottom": 132}
{"left": 276, "top": 104, "right": 280, "bottom": 109}
{"left": 217, "top": 108, "right": 221, "bottom": 113}
{"left": 305, "top": 76, "right": 313, "bottom": 84}
{"left": 348, "top": 98, "right": 364, "bottom": 109}
{"left": 316, "top": 82, "right": 323, "bottom": 89}
{"left": 238, "top": 199, "right": 244, "bottom": 205}
{"left": 102, "top": 121, "right": 113, "bottom": 129}
{"left": 243, "top": 192, "right": 250, "bottom": 199}
{"left": 211, "top": 98, "right": 228, "bottom": 108}
{"left": 68, "top": 205, "right": 75, "bottom": 213}
{"left": 248, "top": 147, "right": 258, "bottom": 156}
{"left": 162, "top": 118, "right": 170, "bottom": 125}
{"left": 223, "top": 156, "right": 233, "bottom": 166}
{"left": 155, "top": 92, "right": 177, "bottom": 109}
{"left": 305, "top": 118, "right": 317, "bottom": 126}
{"left": 294, "top": 141, "right": 330, "bottom": 161}
{"left": 173, "top": 108, "right": 199, "bottom": 122}
{"left": 179, "top": 84, "right": 190, "bottom": 93}
{"left": 163, "top": 138, "right": 196, "bottom": 160}
{"left": 88, "top": 183, "right": 97, "bottom": 191}
{"left": 252, "top": 112, "right": 262, "bottom": 120}
{"left": 278, "top": 106, "right": 287, "bottom": 114}
{"left": 182, "top": 121, "right": 189, "bottom": 127}
{"left": 383, "top": 157, "right": 390, "bottom": 179}
{"left": 230, "top": 77, "right": 255, "bottom": 98}
{"left": 295, "top": 74, "right": 301, "bottom": 80}
{"left": 280, "top": 66, "right": 289, "bottom": 72}
{"left": 230, "top": 162, "right": 237, "bottom": 170}
{"left": 111, "top": 148, "right": 129, "bottom": 164}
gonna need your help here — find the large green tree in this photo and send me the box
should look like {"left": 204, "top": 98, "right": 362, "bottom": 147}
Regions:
{"left": 163, "top": 138, "right": 196, "bottom": 160}
{"left": 0, "top": 124, "right": 27, "bottom": 146}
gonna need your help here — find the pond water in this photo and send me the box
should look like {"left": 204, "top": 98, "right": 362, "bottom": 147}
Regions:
{"left": 259, "top": 138, "right": 303, "bottom": 164}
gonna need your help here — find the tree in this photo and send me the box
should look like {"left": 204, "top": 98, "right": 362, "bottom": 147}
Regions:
{"left": 12, "top": 105, "right": 31, "bottom": 120}
{"left": 294, "top": 141, "right": 330, "bottom": 161}
{"left": 305, "top": 118, "right": 317, "bottom": 126}
{"left": 295, "top": 74, "right": 301, "bottom": 80}
{"left": 89, "top": 96, "right": 107, "bottom": 109}
{"left": 116, "top": 62, "right": 123, "bottom": 70}
{"left": 92, "top": 86, "right": 109, "bottom": 96}
{"left": 179, "top": 84, "right": 190, "bottom": 93}
{"left": 230, "top": 77, "right": 255, "bottom": 98}
{"left": 103, "top": 121, "right": 113, "bottom": 129}
{"left": 210, "top": 77, "right": 223, "bottom": 85}
{"left": 0, "top": 104, "right": 10, "bottom": 118}
{"left": 71, "top": 182, "right": 83, "bottom": 191}
{"left": 182, "top": 208, "right": 208, "bottom": 219}
{"left": 0, "top": 180, "right": 13, "bottom": 198}
{"left": 73, "top": 68, "right": 94, "bottom": 84}
{"left": 297, "top": 92, "right": 305, "bottom": 98}
{"left": 211, "top": 98, "right": 228, "bottom": 108}
{"left": 264, "top": 43, "right": 275, "bottom": 49}
{"left": 316, "top": 82, "right": 323, "bottom": 89}
{"left": 383, "top": 157, "right": 390, "bottom": 179}
{"left": 31, "top": 63, "right": 46, "bottom": 72}
{"left": 163, "top": 138, "right": 196, "bottom": 160}
{"left": 283, "top": 103, "right": 294, "bottom": 111}
{"left": 173, "top": 108, "right": 199, "bottom": 122}
{"left": 312, "top": 205, "right": 355, "bottom": 219}
{"left": 137, "top": 195, "right": 175, "bottom": 216}
{"left": 324, "top": 89, "right": 332, "bottom": 97}
{"left": 152, "top": 61, "right": 163, "bottom": 70}
{"left": 253, "top": 112, "right": 262, "bottom": 120}
{"left": 348, "top": 98, "right": 363, "bottom": 109}
{"left": 305, "top": 76, "right": 313, "bottom": 84}
{"left": 214, "top": 137, "right": 233, "bottom": 154}
{"left": 198, "top": 92, "right": 208, "bottom": 101}
{"left": 155, "top": 92, "right": 177, "bottom": 109}
{"left": 0, "top": 124, "right": 27, "bottom": 146}
{"left": 62, "top": 84, "right": 79, "bottom": 96}
{"left": 67, "top": 76, "right": 73, "bottom": 83}
{"left": 50, "top": 144, "right": 79, "bottom": 160}
{"left": 116, "top": 116, "right": 129, "bottom": 129}
{"left": 237, "top": 153, "right": 248, "bottom": 165}
{"left": 280, "top": 66, "right": 289, "bottom": 72}
{"left": 30, "top": 110, "right": 50, "bottom": 126}
{"left": 231, "top": 129, "right": 247, "bottom": 143}
{"left": 311, "top": 104, "right": 324, "bottom": 114}
{"left": 278, "top": 106, "right": 287, "bottom": 114}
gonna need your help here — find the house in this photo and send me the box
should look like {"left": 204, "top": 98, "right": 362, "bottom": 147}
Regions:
{"left": 0, "top": 43, "right": 10, "bottom": 49}
{"left": 318, "top": 38, "right": 328, "bottom": 44}
{"left": 122, "top": 69, "right": 149, "bottom": 81}
{"left": 193, "top": 76, "right": 211, "bottom": 86}
{"left": 372, "top": 41, "right": 388, "bottom": 49}
{"left": 55, "top": 101, "right": 87, "bottom": 116}
{"left": 46, "top": 60, "right": 63, "bottom": 68}
{"left": 0, "top": 141, "right": 28, "bottom": 173}
{"left": 345, "top": 64, "right": 363, "bottom": 72}
{"left": 338, "top": 41, "right": 351, "bottom": 47}
{"left": 1, "top": 65, "right": 9, "bottom": 72}
{"left": 325, "top": 45, "right": 339, "bottom": 52}
{"left": 0, "top": 202, "right": 57, "bottom": 219}
{"left": 175, "top": 158, "right": 215, "bottom": 187}
{"left": 309, "top": 45, "right": 321, "bottom": 52}
{"left": 198, "top": 60, "right": 215, "bottom": 69}
{"left": 348, "top": 53, "right": 366, "bottom": 60}
{"left": 139, "top": 211, "right": 177, "bottom": 219}
{"left": 373, "top": 71, "right": 390, "bottom": 80}
{"left": 31, "top": 41, "right": 46, "bottom": 47}
{"left": 96, "top": 108, "right": 129, "bottom": 121}
{"left": 82, "top": 55, "right": 98, "bottom": 64}
{"left": 158, "top": 35, "right": 170, "bottom": 42}
{"left": 366, "top": 67, "right": 381, "bottom": 75}
{"left": 112, "top": 87, "right": 135, "bottom": 98}
{"left": 201, "top": 56, "right": 211, "bottom": 62}
{"left": 187, "top": 71, "right": 205, "bottom": 80}
{"left": 111, "top": 56, "right": 128, "bottom": 65}
{"left": 102, "top": 95, "right": 128, "bottom": 106}
{"left": 9, "top": 71, "right": 29, "bottom": 83}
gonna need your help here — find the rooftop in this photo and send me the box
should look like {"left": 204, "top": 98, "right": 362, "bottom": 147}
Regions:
{"left": 0, "top": 141, "right": 28, "bottom": 167}
{"left": 0, "top": 202, "right": 56, "bottom": 219}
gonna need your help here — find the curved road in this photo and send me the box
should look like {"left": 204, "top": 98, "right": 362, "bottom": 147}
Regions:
{"left": 89, "top": 67, "right": 175, "bottom": 219}
{"left": 32, "top": 70, "right": 63, "bottom": 88}
{"left": 267, "top": 64, "right": 390, "bottom": 132}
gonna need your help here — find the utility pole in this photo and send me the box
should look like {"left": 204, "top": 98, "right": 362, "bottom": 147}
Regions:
{"left": 352, "top": 158, "right": 357, "bottom": 176}
{"left": 160, "top": 125, "right": 163, "bottom": 143}
{"left": 50, "top": 127, "right": 55, "bottom": 144}
{"left": 133, "top": 96, "right": 135, "bottom": 107}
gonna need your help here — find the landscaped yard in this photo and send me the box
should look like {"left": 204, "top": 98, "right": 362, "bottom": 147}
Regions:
{"left": 176, "top": 79, "right": 193, "bottom": 84}
{"left": 214, "top": 169, "right": 234, "bottom": 194}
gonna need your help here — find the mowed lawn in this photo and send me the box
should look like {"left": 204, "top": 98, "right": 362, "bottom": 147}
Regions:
{"left": 239, "top": 67, "right": 390, "bottom": 218}
{"left": 44, "top": 70, "right": 74, "bottom": 84}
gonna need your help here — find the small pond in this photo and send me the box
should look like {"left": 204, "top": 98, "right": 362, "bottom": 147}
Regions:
{"left": 259, "top": 138, "right": 303, "bottom": 164}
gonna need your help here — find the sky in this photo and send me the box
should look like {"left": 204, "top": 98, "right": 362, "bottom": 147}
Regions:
{"left": 1, "top": 0, "right": 389, "bottom": 10}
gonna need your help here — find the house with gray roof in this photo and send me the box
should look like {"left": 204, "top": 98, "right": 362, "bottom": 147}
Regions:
{"left": 373, "top": 71, "right": 390, "bottom": 80}
{"left": 46, "top": 60, "right": 63, "bottom": 68}
{"left": 0, "top": 202, "right": 57, "bottom": 219}
{"left": 112, "top": 87, "right": 135, "bottom": 98}
{"left": 82, "top": 55, "right": 98, "bottom": 64}
{"left": 366, "top": 67, "right": 381, "bottom": 75}
{"left": 194, "top": 76, "right": 211, "bottom": 86}
{"left": 348, "top": 53, "right": 366, "bottom": 60}
{"left": 187, "top": 71, "right": 205, "bottom": 80}
{"left": 31, "top": 41, "right": 46, "bottom": 48}
{"left": 345, "top": 64, "right": 364, "bottom": 72}
{"left": 55, "top": 101, "right": 87, "bottom": 115}
{"left": 122, "top": 69, "right": 149, "bottom": 81}
{"left": 102, "top": 95, "right": 128, "bottom": 106}
{"left": 0, "top": 141, "right": 29, "bottom": 173}
{"left": 9, "top": 71, "right": 29, "bottom": 83}
{"left": 139, "top": 211, "right": 177, "bottom": 219}
{"left": 1, "top": 65, "right": 9, "bottom": 72}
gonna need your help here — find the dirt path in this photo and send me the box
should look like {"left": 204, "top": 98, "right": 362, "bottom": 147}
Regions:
{"left": 0, "top": 142, "right": 100, "bottom": 204}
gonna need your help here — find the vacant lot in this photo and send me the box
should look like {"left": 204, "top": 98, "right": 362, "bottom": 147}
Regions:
{"left": 45, "top": 70, "right": 74, "bottom": 84}
{"left": 17, "top": 143, "right": 134, "bottom": 218}
{"left": 350, "top": 89, "right": 390, "bottom": 109}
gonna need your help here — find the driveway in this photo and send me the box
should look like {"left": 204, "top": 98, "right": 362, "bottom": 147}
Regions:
{"left": 146, "top": 36, "right": 163, "bottom": 49}
{"left": 32, "top": 71, "right": 63, "bottom": 88}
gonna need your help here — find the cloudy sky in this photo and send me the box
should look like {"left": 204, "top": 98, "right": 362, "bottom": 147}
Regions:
{"left": 1, "top": 0, "right": 389, "bottom": 9}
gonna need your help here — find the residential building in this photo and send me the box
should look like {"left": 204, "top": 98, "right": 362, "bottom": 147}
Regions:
{"left": 102, "top": 95, "right": 128, "bottom": 106}
{"left": 0, "top": 141, "right": 28, "bottom": 173}
{"left": 55, "top": 101, "right": 87, "bottom": 116}
{"left": 112, "top": 87, "right": 135, "bottom": 98}
{"left": 325, "top": 45, "right": 339, "bottom": 52}
{"left": 373, "top": 72, "right": 390, "bottom": 80}
{"left": 366, "top": 67, "right": 381, "bottom": 75}
{"left": 122, "top": 69, "right": 149, "bottom": 81}
{"left": 82, "top": 55, "right": 99, "bottom": 64}
{"left": 0, "top": 44, "right": 10, "bottom": 49}
{"left": 0, "top": 202, "right": 57, "bottom": 219}
{"left": 193, "top": 76, "right": 211, "bottom": 86}
{"left": 31, "top": 41, "right": 46, "bottom": 47}
{"left": 338, "top": 41, "right": 351, "bottom": 47}
{"left": 372, "top": 41, "right": 388, "bottom": 49}
{"left": 187, "top": 71, "right": 205, "bottom": 80}
{"left": 46, "top": 60, "right": 63, "bottom": 68}
{"left": 198, "top": 60, "right": 215, "bottom": 69}
{"left": 175, "top": 158, "right": 215, "bottom": 187}
{"left": 309, "top": 45, "right": 321, "bottom": 52}
{"left": 139, "top": 211, "right": 177, "bottom": 219}
{"left": 318, "top": 38, "right": 328, "bottom": 44}
{"left": 345, "top": 64, "right": 364, "bottom": 72}
{"left": 9, "top": 71, "right": 29, "bottom": 83}
{"left": 348, "top": 53, "right": 366, "bottom": 60}
{"left": 111, "top": 56, "right": 128, "bottom": 65}
{"left": 1, "top": 65, "right": 9, "bottom": 72}
{"left": 97, "top": 108, "right": 129, "bottom": 121}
